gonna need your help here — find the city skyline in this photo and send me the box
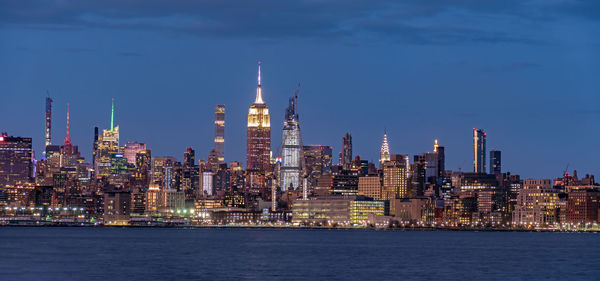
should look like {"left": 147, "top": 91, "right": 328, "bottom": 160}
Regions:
{"left": 3, "top": 2, "right": 600, "bottom": 280}
{"left": 0, "top": 70, "right": 597, "bottom": 180}
{"left": 1, "top": 1, "right": 599, "bottom": 178}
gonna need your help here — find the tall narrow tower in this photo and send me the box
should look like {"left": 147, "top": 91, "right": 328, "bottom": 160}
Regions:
{"left": 110, "top": 98, "right": 115, "bottom": 131}
{"left": 281, "top": 85, "right": 303, "bottom": 191}
{"left": 64, "top": 103, "right": 71, "bottom": 146}
{"left": 44, "top": 93, "right": 53, "bottom": 153}
{"left": 379, "top": 132, "right": 390, "bottom": 166}
{"left": 246, "top": 61, "right": 271, "bottom": 173}
{"left": 214, "top": 105, "right": 225, "bottom": 163}
{"left": 473, "top": 128, "right": 486, "bottom": 173}
{"left": 341, "top": 133, "right": 352, "bottom": 170}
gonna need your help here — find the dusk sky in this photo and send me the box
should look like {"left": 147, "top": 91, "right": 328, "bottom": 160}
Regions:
{"left": 1, "top": 0, "right": 599, "bottom": 178}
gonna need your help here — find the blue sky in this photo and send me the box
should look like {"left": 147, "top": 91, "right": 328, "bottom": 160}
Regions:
{"left": 0, "top": 0, "right": 599, "bottom": 178}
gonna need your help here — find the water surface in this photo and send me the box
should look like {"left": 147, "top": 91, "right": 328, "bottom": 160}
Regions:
{"left": 0, "top": 227, "right": 597, "bottom": 280}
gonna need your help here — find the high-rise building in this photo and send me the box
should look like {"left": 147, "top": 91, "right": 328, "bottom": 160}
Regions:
{"left": 512, "top": 179, "right": 558, "bottom": 226}
{"left": 379, "top": 132, "right": 390, "bottom": 167}
{"left": 44, "top": 93, "right": 52, "bottom": 153}
{"left": 123, "top": 142, "right": 146, "bottom": 165}
{"left": 95, "top": 99, "right": 120, "bottom": 177}
{"left": 281, "top": 88, "right": 303, "bottom": 191}
{"left": 202, "top": 171, "right": 214, "bottom": 196}
{"left": 214, "top": 105, "right": 225, "bottom": 163}
{"left": 566, "top": 189, "right": 600, "bottom": 224}
{"left": 358, "top": 175, "right": 382, "bottom": 200}
{"left": 246, "top": 62, "right": 271, "bottom": 174}
{"left": 473, "top": 128, "right": 486, "bottom": 173}
{"left": 92, "top": 126, "right": 99, "bottom": 175}
{"left": 303, "top": 145, "right": 332, "bottom": 189}
{"left": 434, "top": 140, "right": 445, "bottom": 186}
{"left": 134, "top": 149, "right": 151, "bottom": 187}
{"left": 151, "top": 156, "right": 177, "bottom": 189}
{"left": 382, "top": 154, "right": 409, "bottom": 200}
{"left": 341, "top": 133, "right": 352, "bottom": 170}
{"left": 0, "top": 134, "right": 33, "bottom": 186}
{"left": 59, "top": 103, "right": 82, "bottom": 168}
{"left": 413, "top": 154, "right": 427, "bottom": 197}
{"left": 206, "top": 149, "right": 220, "bottom": 173}
{"left": 490, "top": 149, "right": 501, "bottom": 176}
{"left": 182, "top": 147, "right": 198, "bottom": 198}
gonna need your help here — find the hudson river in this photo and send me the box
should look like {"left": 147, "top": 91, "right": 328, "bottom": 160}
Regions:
{"left": 1, "top": 227, "right": 598, "bottom": 280}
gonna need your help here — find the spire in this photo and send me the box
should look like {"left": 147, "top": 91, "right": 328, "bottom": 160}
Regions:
{"left": 380, "top": 132, "right": 390, "bottom": 164}
{"left": 255, "top": 61, "right": 264, "bottom": 104}
{"left": 65, "top": 103, "right": 71, "bottom": 145}
{"left": 434, "top": 139, "right": 439, "bottom": 153}
{"left": 110, "top": 98, "right": 114, "bottom": 130}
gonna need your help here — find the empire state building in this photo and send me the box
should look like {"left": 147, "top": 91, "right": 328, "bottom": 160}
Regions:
{"left": 246, "top": 62, "right": 271, "bottom": 173}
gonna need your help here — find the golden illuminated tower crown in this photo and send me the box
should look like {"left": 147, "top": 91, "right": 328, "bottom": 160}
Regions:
{"left": 246, "top": 61, "right": 271, "bottom": 173}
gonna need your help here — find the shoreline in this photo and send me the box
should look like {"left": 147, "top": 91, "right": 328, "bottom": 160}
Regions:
{"left": 1, "top": 223, "right": 597, "bottom": 233}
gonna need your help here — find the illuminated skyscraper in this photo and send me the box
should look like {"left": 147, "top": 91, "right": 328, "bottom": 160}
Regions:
{"left": 379, "top": 132, "right": 390, "bottom": 167}
{"left": 341, "top": 133, "right": 352, "bottom": 170}
{"left": 134, "top": 149, "right": 151, "bottom": 187}
{"left": 281, "top": 87, "right": 303, "bottom": 191}
{"left": 0, "top": 134, "right": 33, "bottom": 186}
{"left": 214, "top": 105, "right": 225, "bottom": 163}
{"left": 246, "top": 61, "right": 271, "bottom": 173}
{"left": 44, "top": 93, "right": 52, "bottom": 153}
{"left": 473, "top": 128, "right": 486, "bottom": 173}
{"left": 382, "top": 154, "right": 409, "bottom": 200}
{"left": 95, "top": 99, "right": 120, "bottom": 177}
{"left": 151, "top": 156, "right": 177, "bottom": 189}
{"left": 123, "top": 142, "right": 146, "bottom": 165}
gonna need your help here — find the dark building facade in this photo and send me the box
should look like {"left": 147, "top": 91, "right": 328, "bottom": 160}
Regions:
{"left": 341, "top": 133, "right": 352, "bottom": 170}
{"left": 490, "top": 150, "right": 501, "bottom": 176}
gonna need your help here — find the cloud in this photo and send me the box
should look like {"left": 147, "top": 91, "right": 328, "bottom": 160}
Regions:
{"left": 0, "top": 0, "right": 597, "bottom": 45}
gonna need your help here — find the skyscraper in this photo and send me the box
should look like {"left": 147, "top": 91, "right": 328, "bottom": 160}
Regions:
{"left": 341, "top": 133, "right": 352, "bottom": 170}
{"left": 92, "top": 126, "right": 99, "bottom": 175}
{"left": 123, "top": 142, "right": 146, "bottom": 165}
{"left": 214, "top": 105, "right": 225, "bottom": 163}
{"left": 151, "top": 156, "right": 177, "bottom": 189}
{"left": 303, "top": 145, "right": 333, "bottom": 188}
{"left": 44, "top": 93, "right": 52, "bottom": 153}
{"left": 183, "top": 147, "right": 198, "bottom": 198}
{"left": 281, "top": 87, "right": 303, "bottom": 191}
{"left": 382, "top": 154, "right": 409, "bottom": 200}
{"left": 246, "top": 61, "right": 271, "bottom": 173}
{"left": 412, "top": 154, "right": 427, "bottom": 197}
{"left": 95, "top": 99, "right": 120, "bottom": 177}
{"left": 490, "top": 149, "right": 501, "bottom": 175}
{"left": 434, "top": 139, "right": 445, "bottom": 189}
{"left": 473, "top": 128, "right": 486, "bottom": 173}
{"left": 0, "top": 134, "right": 33, "bottom": 186}
{"left": 134, "top": 149, "right": 151, "bottom": 187}
{"left": 59, "top": 103, "right": 82, "bottom": 168}
{"left": 379, "top": 132, "right": 390, "bottom": 167}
